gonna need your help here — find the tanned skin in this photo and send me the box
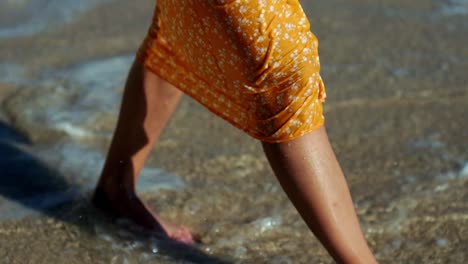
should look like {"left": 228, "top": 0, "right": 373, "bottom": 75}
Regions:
{"left": 92, "top": 59, "right": 377, "bottom": 263}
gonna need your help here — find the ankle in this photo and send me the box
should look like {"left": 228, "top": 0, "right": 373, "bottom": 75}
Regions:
{"left": 96, "top": 177, "right": 135, "bottom": 197}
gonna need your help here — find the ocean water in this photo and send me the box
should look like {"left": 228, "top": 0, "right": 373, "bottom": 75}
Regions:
{"left": 0, "top": 0, "right": 467, "bottom": 263}
{"left": 0, "top": 0, "right": 112, "bottom": 38}
{"left": 438, "top": 0, "right": 468, "bottom": 15}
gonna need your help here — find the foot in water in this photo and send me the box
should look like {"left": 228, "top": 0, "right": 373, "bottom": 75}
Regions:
{"left": 92, "top": 186, "right": 194, "bottom": 244}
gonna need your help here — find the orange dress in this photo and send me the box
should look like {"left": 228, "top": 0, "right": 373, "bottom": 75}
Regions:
{"left": 138, "top": 0, "right": 326, "bottom": 143}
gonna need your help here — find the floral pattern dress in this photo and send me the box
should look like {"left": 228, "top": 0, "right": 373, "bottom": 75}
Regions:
{"left": 138, "top": 0, "right": 326, "bottom": 142}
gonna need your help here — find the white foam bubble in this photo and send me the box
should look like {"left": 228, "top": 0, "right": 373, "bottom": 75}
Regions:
{"left": 255, "top": 216, "right": 282, "bottom": 233}
{"left": 436, "top": 161, "right": 468, "bottom": 180}
{"left": 53, "top": 122, "right": 94, "bottom": 138}
{"left": 438, "top": 0, "right": 468, "bottom": 16}
{"left": 247, "top": 216, "right": 283, "bottom": 236}
{"left": 459, "top": 162, "right": 468, "bottom": 178}
{"left": 15, "top": 55, "right": 134, "bottom": 141}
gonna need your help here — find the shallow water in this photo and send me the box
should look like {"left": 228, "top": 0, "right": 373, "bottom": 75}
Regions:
{"left": 0, "top": 0, "right": 112, "bottom": 38}
{"left": 438, "top": 0, "right": 468, "bottom": 15}
{"left": 0, "top": 0, "right": 467, "bottom": 263}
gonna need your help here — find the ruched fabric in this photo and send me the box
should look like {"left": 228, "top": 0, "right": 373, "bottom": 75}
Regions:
{"left": 138, "top": 0, "right": 326, "bottom": 142}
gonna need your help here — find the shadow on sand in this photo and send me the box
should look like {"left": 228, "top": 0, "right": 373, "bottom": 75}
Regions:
{"left": 0, "top": 120, "right": 231, "bottom": 263}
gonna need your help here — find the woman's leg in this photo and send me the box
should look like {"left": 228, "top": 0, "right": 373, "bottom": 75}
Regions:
{"left": 92, "top": 58, "right": 193, "bottom": 243}
{"left": 262, "top": 127, "right": 377, "bottom": 264}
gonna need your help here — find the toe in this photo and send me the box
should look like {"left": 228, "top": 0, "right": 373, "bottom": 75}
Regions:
{"left": 170, "top": 227, "right": 194, "bottom": 244}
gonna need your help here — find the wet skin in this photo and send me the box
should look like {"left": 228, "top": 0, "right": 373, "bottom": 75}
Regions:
{"left": 93, "top": 59, "right": 377, "bottom": 263}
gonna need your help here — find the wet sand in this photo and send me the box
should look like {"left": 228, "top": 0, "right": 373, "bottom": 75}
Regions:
{"left": 0, "top": 0, "right": 467, "bottom": 263}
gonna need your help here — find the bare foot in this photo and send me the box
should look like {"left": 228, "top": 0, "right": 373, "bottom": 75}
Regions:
{"left": 92, "top": 186, "right": 194, "bottom": 244}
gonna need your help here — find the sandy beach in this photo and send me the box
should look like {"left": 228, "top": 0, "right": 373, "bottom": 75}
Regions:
{"left": 0, "top": 0, "right": 467, "bottom": 263}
